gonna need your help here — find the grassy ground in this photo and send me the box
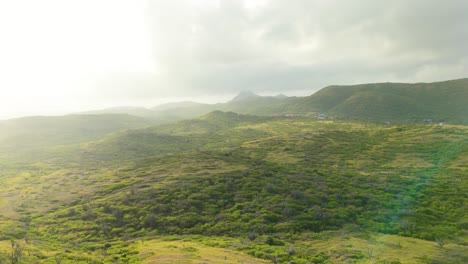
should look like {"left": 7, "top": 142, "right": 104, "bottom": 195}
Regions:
{"left": 0, "top": 116, "right": 466, "bottom": 263}
{"left": 132, "top": 232, "right": 467, "bottom": 264}
{"left": 136, "top": 239, "right": 267, "bottom": 264}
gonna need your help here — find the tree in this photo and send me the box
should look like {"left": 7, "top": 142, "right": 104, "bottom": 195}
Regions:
{"left": 113, "top": 207, "right": 124, "bottom": 225}
{"left": 54, "top": 254, "right": 62, "bottom": 264}
{"left": 9, "top": 240, "right": 22, "bottom": 264}
{"left": 435, "top": 236, "right": 446, "bottom": 248}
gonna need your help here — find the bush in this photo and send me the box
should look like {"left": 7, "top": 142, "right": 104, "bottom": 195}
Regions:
{"left": 265, "top": 236, "right": 285, "bottom": 246}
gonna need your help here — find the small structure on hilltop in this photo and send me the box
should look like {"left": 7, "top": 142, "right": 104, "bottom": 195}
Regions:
{"left": 316, "top": 113, "right": 328, "bottom": 120}
{"left": 423, "top": 118, "right": 433, "bottom": 123}
{"left": 272, "top": 113, "right": 303, "bottom": 118}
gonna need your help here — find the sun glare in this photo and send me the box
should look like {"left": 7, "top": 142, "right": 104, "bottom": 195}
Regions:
{"left": 0, "top": 0, "right": 155, "bottom": 119}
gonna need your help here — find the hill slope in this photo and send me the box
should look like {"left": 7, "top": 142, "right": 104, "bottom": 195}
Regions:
{"left": 286, "top": 78, "right": 468, "bottom": 123}
{"left": 74, "top": 92, "right": 290, "bottom": 122}
{"left": 80, "top": 106, "right": 156, "bottom": 117}
{"left": 0, "top": 112, "right": 466, "bottom": 263}
{"left": 0, "top": 114, "right": 154, "bottom": 165}
{"left": 72, "top": 78, "right": 468, "bottom": 124}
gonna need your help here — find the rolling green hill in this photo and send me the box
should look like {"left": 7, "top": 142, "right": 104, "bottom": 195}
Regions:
{"left": 289, "top": 78, "right": 468, "bottom": 123}
{"left": 75, "top": 93, "right": 290, "bottom": 124}
{"left": 0, "top": 114, "right": 152, "bottom": 144}
{"left": 145, "top": 92, "right": 290, "bottom": 122}
{"left": 0, "top": 114, "right": 155, "bottom": 166}
{"left": 0, "top": 111, "right": 466, "bottom": 263}
{"left": 80, "top": 106, "right": 157, "bottom": 118}
{"left": 78, "top": 78, "right": 468, "bottom": 125}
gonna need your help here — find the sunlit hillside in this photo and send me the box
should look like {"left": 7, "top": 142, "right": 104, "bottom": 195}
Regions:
{"left": 0, "top": 111, "right": 466, "bottom": 263}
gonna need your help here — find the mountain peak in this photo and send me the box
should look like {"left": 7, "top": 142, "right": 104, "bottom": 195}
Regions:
{"left": 230, "top": 91, "right": 260, "bottom": 102}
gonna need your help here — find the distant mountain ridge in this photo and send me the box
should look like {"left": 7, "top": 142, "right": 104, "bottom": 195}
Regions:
{"left": 73, "top": 78, "right": 468, "bottom": 124}
{"left": 151, "top": 101, "right": 207, "bottom": 111}
{"left": 229, "top": 91, "right": 261, "bottom": 102}
{"left": 73, "top": 91, "right": 290, "bottom": 123}
{"left": 80, "top": 106, "right": 156, "bottom": 117}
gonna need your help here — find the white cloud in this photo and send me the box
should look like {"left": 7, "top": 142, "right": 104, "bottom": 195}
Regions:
{"left": 1, "top": 0, "right": 467, "bottom": 119}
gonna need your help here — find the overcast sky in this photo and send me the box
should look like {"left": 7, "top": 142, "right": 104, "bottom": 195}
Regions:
{"left": 1, "top": 0, "right": 467, "bottom": 119}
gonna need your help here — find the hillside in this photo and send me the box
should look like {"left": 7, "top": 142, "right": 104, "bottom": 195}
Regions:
{"left": 285, "top": 78, "right": 468, "bottom": 123}
{"left": 0, "top": 111, "right": 466, "bottom": 263}
{"left": 75, "top": 78, "right": 468, "bottom": 125}
{"left": 151, "top": 101, "right": 209, "bottom": 111}
{"left": 74, "top": 93, "right": 290, "bottom": 124}
{"left": 80, "top": 106, "right": 156, "bottom": 118}
{"left": 0, "top": 114, "right": 154, "bottom": 165}
{"left": 146, "top": 92, "right": 290, "bottom": 120}
{"left": 0, "top": 114, "right": 151, "bottom": 140}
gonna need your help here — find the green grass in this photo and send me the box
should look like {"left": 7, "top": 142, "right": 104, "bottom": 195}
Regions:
{"left": 0, "top": 112, "right": 466, "bottom": 263}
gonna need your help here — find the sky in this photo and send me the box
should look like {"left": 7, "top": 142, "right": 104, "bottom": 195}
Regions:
{"left": 0, "top": 0, "right": 467, "bottom": 119}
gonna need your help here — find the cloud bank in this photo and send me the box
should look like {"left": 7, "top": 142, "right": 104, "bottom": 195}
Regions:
{"left": 137, "top": 0, "right": 468, "bottom": 98}
{"left": 0, "top": 0, "right": 467, "bottom": 118}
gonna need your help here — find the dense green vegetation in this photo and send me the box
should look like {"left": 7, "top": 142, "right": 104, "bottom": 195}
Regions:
{"left": 286, "top": 78, "right": 468, "bottom": 124}
{"left": 0, "top": 110, "right": 466, "bottom": 263}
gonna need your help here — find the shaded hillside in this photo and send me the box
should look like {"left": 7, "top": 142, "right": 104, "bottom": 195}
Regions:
{"left": 64, "top": 111, "right": 271, "bottom": 163}
{"left": 147, "top": 93, "right": 289, "bottom": 122}
{"left": 0, "top": 114, "right": 152, "bottom": 147}
{"left": 288, "top": 78, "right": 468, "bottom": 123}
{"left": 75, "top": 92, "right": 290, "bottom": 123}
{"left": 0, "top": 114, "right": 154, "bottom": 165}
